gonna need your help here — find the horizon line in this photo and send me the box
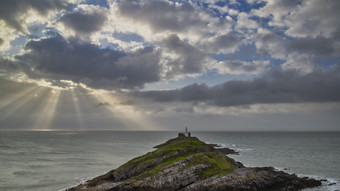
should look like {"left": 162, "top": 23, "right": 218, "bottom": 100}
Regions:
{"left": 1, "top": 129, "right": 340, "bottom": 132}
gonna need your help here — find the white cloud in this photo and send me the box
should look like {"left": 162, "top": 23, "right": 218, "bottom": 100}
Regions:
{"left": 282, "top": 53, "right": 318, "bottom": 73}
{"left": 284, "top": 0, "right": 340, "bottom": 38}
{"left": 0, "top": 21, "right": 18, "bottom": 52}
{"left": 255, "top": 28, "right": 287, "bottom": 59}
{"left": 252, "top": 0, "right": 340, "bottom": 39}
{"left": 228, "top": 8, "right": 239, "bottom": 15}
{"left": 212, "top": 60, "right": 269, "bottom": 75}
{"left": 207, "top": 3, "right": 238, "bottom": 15}
{"left": 246, "top": 0, "right": 265, "bottom": 5}
{"left": 236, "top": 12, "right": 259, "bottom": 30}
{"left": 252, "top": 0, "right": 300, "bottom": 27}
{"left": 229, "top": 0, "right": 240, "bottom": 5}
{"left": 0, "top": 0, "right": 74, "bottom": 53}
{"left": 202, "top": 31, "right": 244, "bottom": 53}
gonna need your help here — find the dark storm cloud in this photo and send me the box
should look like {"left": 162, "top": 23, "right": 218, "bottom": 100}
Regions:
{"left": 118, "top": 0, "right": 203, "bottom": 32}
{"left": 0, "top": 57, "right": 21, "bottom": 73}
{"left": 0, "top": 0, "right": 71, "bottom": 33}
{"left": 59, "top": 11, "right": 107, "bottom": 34}
{"left": 135, "top": 67, "right": 340, "bottom": 106}
{"left": 162, "top": 34, "right": 206, "bottom": 77}
{"left": 13, "top": 33, "right": 161, "bottom": 89}
{"left": 0, "top": 38, "right": 4, "bottom": 45}
{"left": 288, "top": 37, "right": 339, "bottom": 56}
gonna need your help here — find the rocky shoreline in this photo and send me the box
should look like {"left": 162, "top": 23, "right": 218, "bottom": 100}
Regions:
{"left": 208, "top": 144, "right": 239, "bottom": 155}
{"left": 68, "top": 135, "right": 322, "bottom": 191}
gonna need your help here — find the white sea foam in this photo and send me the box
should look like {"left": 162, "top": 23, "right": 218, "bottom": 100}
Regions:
{"left": 59, "top": 173, "right": 105, "bottom": 191}
{"left": 59, "top": 176, "right": 92, "bottom": 191}
{"left": 207, "top": 142, "right": 255, "bottom": 153}
{"left": 298, "top": 174, "right": 339, "bottom": 191}
{"left": 205, "top": 142, "right": 228, "bottom": 148}
{"left": 216, "top": 143, "right": 227, "bottom": 148}
{"left": 234, "top": 148, "right": 254, "bottom": 152}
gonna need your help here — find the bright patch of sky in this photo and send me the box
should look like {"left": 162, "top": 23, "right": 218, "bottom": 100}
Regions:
{"left": 113, "top": 32, "right": 144, "bottom": 43}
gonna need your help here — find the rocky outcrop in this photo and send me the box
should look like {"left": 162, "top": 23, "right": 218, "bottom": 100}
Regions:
{"left": 68, "top": 136, "right": 321, "bottom": 191}
{"left": 186, "top": 167, "right": 322, "bottom": 191}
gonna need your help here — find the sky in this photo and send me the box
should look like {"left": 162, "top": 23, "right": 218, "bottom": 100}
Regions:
{"left": 0, "top": 0, "right": 339, "bottom": 131}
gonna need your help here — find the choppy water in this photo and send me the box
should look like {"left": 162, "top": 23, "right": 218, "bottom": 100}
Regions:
{"left": 0, "top": 131, "right": 339, "bottom": 191}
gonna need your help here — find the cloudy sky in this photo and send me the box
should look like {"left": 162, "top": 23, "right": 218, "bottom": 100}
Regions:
{"left": 0, "top": 0, "right": 339, "bottom": 131}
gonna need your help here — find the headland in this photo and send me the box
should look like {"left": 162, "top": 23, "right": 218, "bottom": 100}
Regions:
{"left": 68, "top": 134, "right": 321, "bottom": 191}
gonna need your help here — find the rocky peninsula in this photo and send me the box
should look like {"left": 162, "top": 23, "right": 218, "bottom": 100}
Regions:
{"left": 68, "top": 135, "right": 322, "bottom": 191}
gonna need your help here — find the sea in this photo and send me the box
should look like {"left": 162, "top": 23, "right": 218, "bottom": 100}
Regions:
{"left": 0, "top": 131, "right": 339, "bottom": 191}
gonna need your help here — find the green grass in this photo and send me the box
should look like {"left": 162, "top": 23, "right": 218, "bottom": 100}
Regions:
{"left": 156, "top": 138, "right": 206, "bottom": 151}
{"left": 84, "top": 137, "right": 236, "bottom": 188}
{"left": 133, "top": 152, "right": 199, "bottom": 180}
{"left": 116, "top": 138, "right": 206, "bottom": 171}
{"left": 115, "top": 137, "right": 235, "bottom": 182}
{"left": 200, "top": 153, "right": 234, "bottom": 177}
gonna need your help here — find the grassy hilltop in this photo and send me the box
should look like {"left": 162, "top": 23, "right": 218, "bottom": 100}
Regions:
{"left": 69, "top": 135, "right": 321, "bottom": 191}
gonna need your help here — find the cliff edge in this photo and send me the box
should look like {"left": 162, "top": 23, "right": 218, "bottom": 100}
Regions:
{"left": 67, "top": 136, "right": 321, "bottom": 191}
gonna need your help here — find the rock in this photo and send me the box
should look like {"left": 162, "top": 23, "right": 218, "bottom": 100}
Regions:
{"left": 67, "top": 136, "right": 321, "bottom": 191}
{"left": 215, "top": 147, "right": 239, "bottom": 155}
{"left": 186, "top": 167, "right": 321, "bottom": 191}
{"left": 207, "top": 144, "right": 239, "bottom": 155}
{"left": 207, "top": 143, "right": 219, "bottom": 147}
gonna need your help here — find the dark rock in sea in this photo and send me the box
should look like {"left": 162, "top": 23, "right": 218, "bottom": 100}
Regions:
{"left": 215, "top": 147, "right": 239, "bottom": 155}
{"left": 67, "top": 136, "right": 321, "bottom": 191}
{"left": 207, "top": 144, "right": 239, "bottom": 155}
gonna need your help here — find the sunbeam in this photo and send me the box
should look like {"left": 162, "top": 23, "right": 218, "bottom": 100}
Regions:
{"left": 69, "top": 88, "right": 86, "bottom": 130}
{"left": 31, "top": 89, "right": 61, "bottom": 130}
{"left": 0, "top": 85, "right": 39, "bottom": 108}
{"left": 0, "top": 86, "right": 45, "bottom": 121}
{"left": 91, "top": 90, "right": 161, "bottom": 130}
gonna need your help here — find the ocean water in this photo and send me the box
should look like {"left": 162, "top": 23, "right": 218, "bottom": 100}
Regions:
{"left": 0, "top": 131, "right": 339, "bottom": 191}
